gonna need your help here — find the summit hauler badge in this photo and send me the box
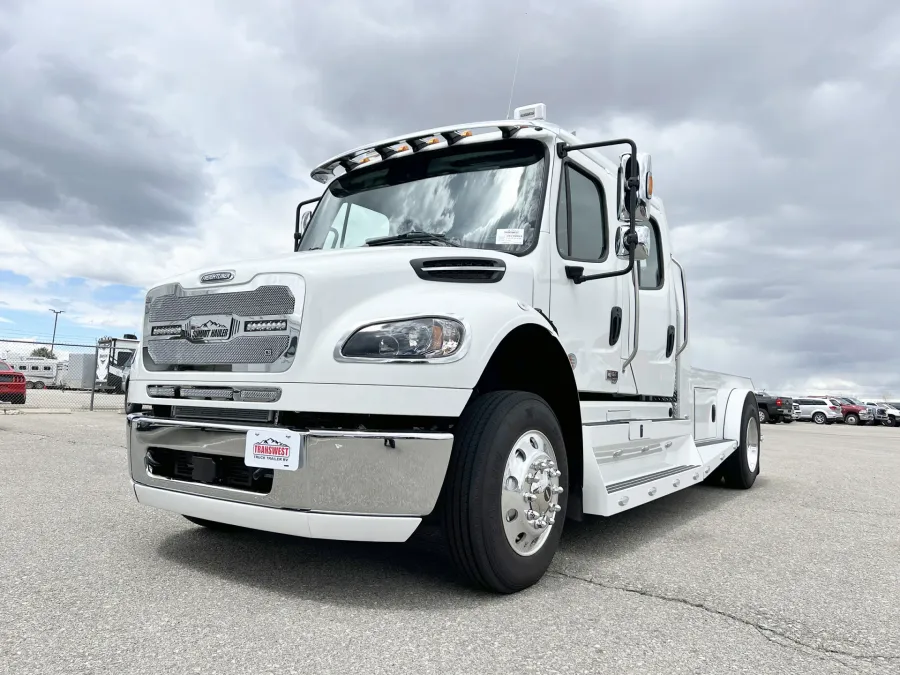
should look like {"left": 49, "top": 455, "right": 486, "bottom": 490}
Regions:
{"left": 244, "top": 428, "right": 303, "bottom": 471}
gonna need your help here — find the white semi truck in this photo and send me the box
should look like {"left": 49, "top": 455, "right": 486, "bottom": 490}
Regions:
{"left": 126, "top": 104, "right": 760, "bottom": 593}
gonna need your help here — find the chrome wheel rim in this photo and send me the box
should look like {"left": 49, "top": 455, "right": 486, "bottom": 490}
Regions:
{"left": 500, "top": 430, "right": 563, "bottom": 557}
{"left": 758, "top": 410, "right": 765, "bottom": 423}
{"left": 846, "top": 415, "right": 857, "bottom": 425}
{"left": 814, "top": 413, "right": 825, "bottom": 424}
{"left": 746, "top": 418, "right": 759, "bottom": 473}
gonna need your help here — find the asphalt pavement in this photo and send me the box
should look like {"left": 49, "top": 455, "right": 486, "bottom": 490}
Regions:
{"left": 1, "top": 412, "right": 898, "bottom": 674}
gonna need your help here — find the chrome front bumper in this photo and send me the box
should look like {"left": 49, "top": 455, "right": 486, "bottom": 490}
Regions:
{"left": 126, "top": 414, "right": 454, "bottom": 518}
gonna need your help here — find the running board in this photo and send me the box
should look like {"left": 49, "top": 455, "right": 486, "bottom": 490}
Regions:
{"left": 607, "top": 465, "right": 699, "bottom": 493}
{"left": 582, "top": 438, "right": 740, "bottom": 516}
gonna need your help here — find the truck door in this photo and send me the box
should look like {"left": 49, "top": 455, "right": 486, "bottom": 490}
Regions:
{"left": 625, "top": 215, "right": 677, "bottom": 397}
{"left": 548, "top": 154, "right": 628, "bottom": 394}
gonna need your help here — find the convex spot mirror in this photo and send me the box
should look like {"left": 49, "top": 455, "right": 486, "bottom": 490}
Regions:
{"left": 617, "top": 152, "right": 653, "bottom": 223}
{"left": 300, "top": 210, "right": 312, "bottom": 234}
{"left": 615, "top": 224, "right": 651, "bottom": 261}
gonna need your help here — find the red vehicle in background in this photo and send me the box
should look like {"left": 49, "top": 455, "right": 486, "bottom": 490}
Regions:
{"left": 0, "top": 360, "right": 26, "bottom": 405}
{"left": 817, "top": 395, "right": 872, "bottom": 425}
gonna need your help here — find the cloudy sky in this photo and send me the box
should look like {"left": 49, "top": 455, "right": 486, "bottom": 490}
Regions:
{"left": 1, "top": 0, "right": 898, "bottom": 396}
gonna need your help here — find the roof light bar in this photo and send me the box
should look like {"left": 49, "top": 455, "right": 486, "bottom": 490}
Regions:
{"left": 309, "top": 120, "right": 545, "bottom": 184}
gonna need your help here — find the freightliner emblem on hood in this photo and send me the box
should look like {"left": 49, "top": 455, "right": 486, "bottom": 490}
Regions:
{"left": 200, "top": 271, "right": 234, "bottom": 283}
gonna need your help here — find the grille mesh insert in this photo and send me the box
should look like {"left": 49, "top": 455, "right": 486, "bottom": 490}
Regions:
{"left": 149, "top": 285, "right": 295, "bottom": 322}
{"left": 147, "top": 335, "right": 290, "bottom": 365}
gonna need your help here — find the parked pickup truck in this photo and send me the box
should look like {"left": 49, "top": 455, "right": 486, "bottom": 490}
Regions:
{"left": 754, "top": 392, "right": 793, "bottom": 424}
{"left": 828, "top": 397, "right": 873, "bottom": 426}
{"left": 125, "top": 103, "right": 762, "bottom": 593}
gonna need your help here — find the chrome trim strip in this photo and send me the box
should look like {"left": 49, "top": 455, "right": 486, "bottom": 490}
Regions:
{"left": 127, "top": 413, "right": 453, "bottom": 441}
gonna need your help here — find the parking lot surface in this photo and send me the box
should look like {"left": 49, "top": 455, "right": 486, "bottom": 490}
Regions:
{"left": 1, "top": 413, "right": 898, "bottom": 674}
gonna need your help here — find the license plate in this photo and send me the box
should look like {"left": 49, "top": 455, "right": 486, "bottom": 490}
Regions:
{"left": 244, "top": 427, "right": 304, "bottom": 471}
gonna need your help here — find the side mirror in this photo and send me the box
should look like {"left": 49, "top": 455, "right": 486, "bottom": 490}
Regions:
{"left": 616, "top": 152, "right": 653, "bottom": 223}
{"left": 615, "top": 224, "right": 651, "bottom": 261}
{"left": 294, "top": 196, "right": 321, "bottom": 251}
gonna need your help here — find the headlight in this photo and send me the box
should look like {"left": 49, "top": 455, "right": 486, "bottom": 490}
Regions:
{"left": 338, "top": 317, "right": 465, "bottom": 361}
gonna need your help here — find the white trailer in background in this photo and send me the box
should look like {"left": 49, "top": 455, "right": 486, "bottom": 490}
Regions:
{"left": 4, "top": 356, "right": 58, "bottom": 389}
{"left": 125, "top": 104, "right": 761, "bottom": 593}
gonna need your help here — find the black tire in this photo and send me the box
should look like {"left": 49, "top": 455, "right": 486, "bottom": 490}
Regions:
{"left": 771, "top": 415, "right": 782, "bottom": 424}
{"left": 182, "top": 515, "right": 243, "bottom": 531}
{"left": 720, "top": 395, "right": 760, "bottom": 489}
{"left": 813, "top": 412, "right": 826, "bottom": 425}
{"left": 442, "top": 391, "right": 569, "bottom": 594}
{"left": 758, "top": 408, "right": 769, "bottom": 424}
{"left": 782, "top": 418, "right": 793, "bottom": 424}
{"left": 844, "top": 413, "right": 859, "bottom": 425}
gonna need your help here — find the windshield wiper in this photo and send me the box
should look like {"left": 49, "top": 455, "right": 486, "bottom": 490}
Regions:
{"left": 365, "top": 231, "right": 460, "bottom": 247}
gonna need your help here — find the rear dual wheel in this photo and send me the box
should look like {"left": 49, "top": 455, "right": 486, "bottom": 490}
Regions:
{"left": 706, "top": 394, "right": 760, "bottom": 489}
{"left": 442, "top": 391, "right": 568, "bottom": 594}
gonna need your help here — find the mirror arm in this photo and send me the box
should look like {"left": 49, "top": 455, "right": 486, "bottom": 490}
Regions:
{"left": 294, "top": 195, "right": 323, "bottom": 251}
{"left": 558, "top": 139, "right": 640, "bottom": 285}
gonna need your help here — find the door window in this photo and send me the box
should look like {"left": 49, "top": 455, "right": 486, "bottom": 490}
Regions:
{"left": 556, "top": 164, "right": 608, "bottom": 261}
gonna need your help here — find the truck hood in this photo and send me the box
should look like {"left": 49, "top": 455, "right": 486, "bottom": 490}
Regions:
{"left": 138, "top": 245, "right": 544, "bottom": 391}
{"left": 155, "top": 246, "right": 535, "bottom": 302}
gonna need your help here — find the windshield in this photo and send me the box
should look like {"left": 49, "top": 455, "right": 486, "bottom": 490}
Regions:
{"left": 844, "top": 397, "right": 863, "bottom": 405}
{"left": 0, "top": 362, "right": 10, "bottom": 371}
{"left": 299, "top": 139, "right": 547, "bottom": 255}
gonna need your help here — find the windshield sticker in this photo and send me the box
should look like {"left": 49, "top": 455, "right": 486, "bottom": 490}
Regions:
{"left": 495, "top": 228, "right": 525, "bottom": 245}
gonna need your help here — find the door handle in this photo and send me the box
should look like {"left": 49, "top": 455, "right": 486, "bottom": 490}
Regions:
{"left": 666, "top": 325, "right": 675, "bottom": 357}
{"left": 609, "top": 306, "right": 622, "bottom": 346}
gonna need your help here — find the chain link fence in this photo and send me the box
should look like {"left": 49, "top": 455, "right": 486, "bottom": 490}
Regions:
{"left": 0, "top": 338, "right": 132, "bottom": 411}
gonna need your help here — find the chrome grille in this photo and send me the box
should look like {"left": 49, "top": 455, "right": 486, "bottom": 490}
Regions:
{"left": 148, "top": 285, "right": 295, "bottom": 323}
{"left": 147, "top": 335, "right": 291, "bottom": 365}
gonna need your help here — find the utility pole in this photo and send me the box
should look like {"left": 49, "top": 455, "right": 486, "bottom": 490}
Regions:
{"left": 49, "top": 309, "right": 64, "bottom": 357}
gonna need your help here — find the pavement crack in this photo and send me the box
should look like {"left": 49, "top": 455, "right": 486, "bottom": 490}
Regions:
{"left": 550, "top": 569, "right": 898, "bottom": 667}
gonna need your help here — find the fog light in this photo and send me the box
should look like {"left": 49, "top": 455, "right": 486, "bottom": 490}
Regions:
{"left": 244, "top": 320, "right": 288, "bottom": 332}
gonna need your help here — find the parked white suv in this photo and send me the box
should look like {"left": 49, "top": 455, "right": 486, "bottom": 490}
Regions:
{"left": 794, "top": 397, "right": 843, "bottom": 424}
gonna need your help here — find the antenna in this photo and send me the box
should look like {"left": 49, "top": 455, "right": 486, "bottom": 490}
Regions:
{"left": 505, "top": 12, "right": 526, "bottom": 119}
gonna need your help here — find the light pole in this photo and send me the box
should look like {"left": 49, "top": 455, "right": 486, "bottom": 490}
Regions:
{"left": 49, "top": 309, "right": 64, "bottom": 357}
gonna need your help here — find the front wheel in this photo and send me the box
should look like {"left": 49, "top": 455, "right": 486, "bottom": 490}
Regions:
{"left": 813, "top": 412, "right": 827, "bottom": 425}
{"left": 442, "top": 391, "right": 569, "bottom": 594}
{"left": 758, "top": 409, "right": 769, "bottom": 424}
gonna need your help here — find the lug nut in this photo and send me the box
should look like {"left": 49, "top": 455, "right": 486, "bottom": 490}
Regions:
{"left": 551, "top": 504, "right": 562, "bottom": 512}
{"left": 552, "top": 470, "right": 562, "bottom": 477}
{"left": 547, "top": 460, "right": 555, "bottom": 469}
{"left": 551, "top": 486, "right": 564, "bottom": 494}
{"left": 523, "top": 492, "right": 539, "bottom": 502}
{"left": 547, "top": 516, "right": 556, "bottom": 525}
{"left": 525, "top": 510, "right": 539, "bottom": 521}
